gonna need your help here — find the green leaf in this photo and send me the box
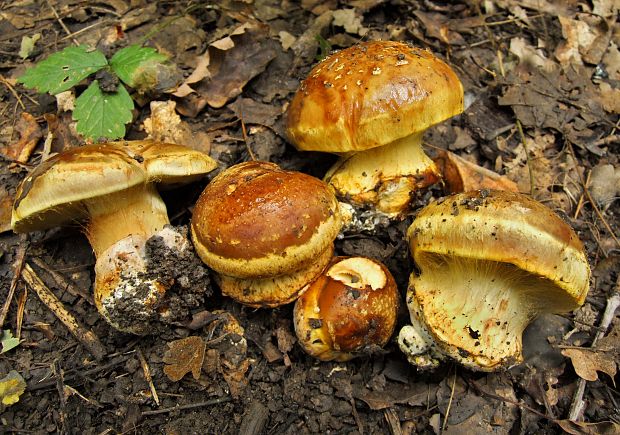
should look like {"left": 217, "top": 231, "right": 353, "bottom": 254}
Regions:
{"left": 73, "top": 81, "right": 134, "bottom": 140}
{"left": 110, "top": 45, "right": 168, "bottom": 90}
{"left": 17, "top": 45, "right": 107, "bottom": 95}
{"left": 1, "top": 330, "right": 20, "bottom": 354}
{"left": 0, "top": 371, "right": 27, "bottom": 406}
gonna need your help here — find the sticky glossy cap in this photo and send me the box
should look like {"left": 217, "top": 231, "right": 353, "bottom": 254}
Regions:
{"left": 286, "top": 40, "right": 464, "bottom": 153}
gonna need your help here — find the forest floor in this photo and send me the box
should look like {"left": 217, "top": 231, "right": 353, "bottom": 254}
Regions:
{"left": 0, "top": 0, "right": 619, "bottom": 434}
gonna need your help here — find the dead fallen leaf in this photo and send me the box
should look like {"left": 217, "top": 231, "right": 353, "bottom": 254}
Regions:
{"left": 177, "top": 23, "right": 278, "bottom": 116}
{"left": 142, "top": 100, "right": 210, "bottom": 154}
{"left": 228, "top": 98, "right": 283, "bottom": 128}
{"left": 163, "top": 336, "right": 206, "bottom": 382}
{"left": 589, "top": 163, "right": 620, "bottom": 208}
{"left": 353, "top": 382, "right": 430, "bottom": 410}
{"left": 0, "top": 112, "right": 42, "bottom": 163}
{"left": 558, "top": 420, "right": 620, "bottom": 435}
{"left": 332, "top": 9, "right": 368, "bottom": 36}
{"left": 509, "top": 37, "right": 556, "bottom": 72}
{"left": 434, "top": 150, "right": 519, "bottom": 194}
{"left": 562, "top": 348, "right": 617, "bottom": 382}
{"left": 598, "top": 82, "right": 620, "bottom": 114}
{"left": 0, "top": 186, "right": 14, "bottom": 233}
{"left": 413, "top": 11, "right": 466, "bottom": 45}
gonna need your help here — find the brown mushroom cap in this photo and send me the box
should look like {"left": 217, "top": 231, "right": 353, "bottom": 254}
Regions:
{"left": 190, "top": 161, "right": 342, "bottom": 278}
{"left": 403, "top": 189, "right": 590, "bottom": 370}
{"left": 286, "top": 40, "right": 464, "bottom": 153}
{"left": 11, "top": 140, "right": 218, "bottom": 233}
{"left": 294, "top": 256, "right": 399, "bottom": 362}
{"left": 217, "top": 244, "right": 334, "bottom": 308}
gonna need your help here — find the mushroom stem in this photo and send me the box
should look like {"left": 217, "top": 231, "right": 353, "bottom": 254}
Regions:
{"left": 402, "top": 256, "right": 578, "bottom": 371}
{"left": 84, "top": 184, "right": 169, "bottom": 258}
{"left": 325, "top": 132, "right": 439, "bottom": 216}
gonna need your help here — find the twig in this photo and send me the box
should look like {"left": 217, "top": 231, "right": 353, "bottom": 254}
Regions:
{"left": 16, "top": 286, "right": 27, "bottom": 339}
{"left": 0, "top": 234, "right": 28, "bottom": 329}
{"left": 53, "top": 359, "right": 69, "bottom": 435}
{"left": 516, "top": 120, "right": 535, "bottom": 197}
{"left": 568, "top": 285, "right": 620, "bottom": 421}
{"left": 0, "top": 75, "right": 26, "bottom": 110}
{"left": 239, "top": 401, "right": 269, "bottom": 435}
{"left": 44, "top": 0, "right": 79, "bottom": 46}
{"left": 239, "top": 112, "right": 256, "bottom": 161}
{"left": 350, "top": 397, "right": 365, "bottom": 434}
{"left": 30, "top": 354, "right": 132, "bottom": 391}
{"left": 384, "top": 408, "right": 403, "bottom": 435}
{"left": 589, "top": 134, "right": 620, "bottom": 148}
{"left": 136, "top": 347, "right": 159, "bottom": 406}
{"left": 31, "top": 257, "right": 94, "bottom": 305}
{"left": 469, "top": 379, "right": 553, "bottom": 421}
{"left": 442, "top": 366, "right": 458, "bottom": 432}
{"left": 21, "top": 263, "right": 107, "bottom": 361}
{"left": 140, "top": 396, "right": 232, "bottom": 416}
{"left": 566, "top": 142, "right": 620, "bottom": 249}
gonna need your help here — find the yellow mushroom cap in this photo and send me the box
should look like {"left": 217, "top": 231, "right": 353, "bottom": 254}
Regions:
{"left": 11, "top": 140, "right": 217, "bottom": 233}
{"left": 402, "top": 189, "right": 590, "bottom": 370}
{"left": 286, "top": 40, "right": 464, "bottom": 153}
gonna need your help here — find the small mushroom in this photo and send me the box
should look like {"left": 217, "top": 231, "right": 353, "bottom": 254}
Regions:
{"left": 286, "top": 41, "right": 464, "bottom": 226}
{"left": 190, "top": 161, "right": 342, "bottom": 307}
{"left": 12, "top": 140, "right": 218, "bottom": 334}
{"left": 397, "top": 190, "right": 591, "bottom": 371}
{"left": 294, "top": 256, "right": 399, "bottom": 361}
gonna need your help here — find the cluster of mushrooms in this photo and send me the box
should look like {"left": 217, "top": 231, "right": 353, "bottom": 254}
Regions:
{"left": 11, "top": 41, "right": 591, "bottom": 371}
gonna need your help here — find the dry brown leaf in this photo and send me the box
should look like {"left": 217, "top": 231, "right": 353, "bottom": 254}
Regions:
{"left": 332, "top": 9, "right": 368, "bottom": 36}
{"left": 598, "top": 82, "right": 620, "bottom": 114}
{"left": 562, "top": 348, "right": 617, "bottom": 382}
{"left": 142, "top": 100, "right": 210, "bottom": 154}
{"left": 0, "top": 186, "right": 14, "bottom": 233}
{"left": 558, "top": 420, "right": 620, "bottom": 435}
{"left": 509, "top": 37, "right": 556, "bottom": 72}
{"left": 353, "top": 382, "right": 430, "bottom": 410}
{"left": 163, "top": 336, "right": 206, "bottom": 382}
{"left": 0, "top": 112, "right": 42, "bottom": 163}
{"left": 413, "top": 11, "right": 466, "bottom": 45}
{"left": 589, "top": 163, "right": 620, "bottom": 208}
{"left": 434, "top": 150, "right": 519, "bottom": 194}
{"left": 176, "top": 23, "right": 278, "bottom": 116}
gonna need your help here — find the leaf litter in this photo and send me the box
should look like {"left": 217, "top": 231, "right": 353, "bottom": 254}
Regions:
{"left": 0, "top": 0, "right": 618, "bottom": 433}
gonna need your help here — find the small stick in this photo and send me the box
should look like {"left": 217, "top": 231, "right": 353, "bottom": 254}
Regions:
{"left": 21, "top": 263, "right": 106, "bottom": 361}
{"left": 442, "top": 366, "right": 458, "bottom": 432}
{"left": 16, "top": 286, "right": 27, "bottom": 339}
{"left": 136, "top": 348, "right": 159, "bottom": 406}
{"left": 31, "top": 257, "right": 94, "bottom": 305}
{"left": 350, "top": 397, "right": 364, "bottom": 434}
{"left": 384, "top": 408, "right": 403, "bottom": 435}
{"left": 239, "top": 401, "right": 269, "bottom": 435}
{"left": 0, "top": 234, "right": 28, "bottom": 329}
{"left": 53, "top": 359, "right": 69, "bottom": 435}
{"left": 568, "top": 286, "right": 620, "bottom": 421}
{"left": 44, "top": 0, "right": 79, "bottom": 46}
{"left": 140, "top": 396, "right": 232, "bottom": 416}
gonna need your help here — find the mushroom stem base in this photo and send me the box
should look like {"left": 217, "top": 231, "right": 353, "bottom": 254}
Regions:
{"left": 85, "top": 184, "right": 170, "bottom": 258}
{"left": 325, "top": 132, "right": 439, "bottom": 216}
{"left": 400, "top": 256, "right": 574, "bottom": 371}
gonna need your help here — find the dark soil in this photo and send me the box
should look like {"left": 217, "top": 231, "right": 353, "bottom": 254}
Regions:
{"left": 0, "top": 1, "right": 618, "bottom": 434}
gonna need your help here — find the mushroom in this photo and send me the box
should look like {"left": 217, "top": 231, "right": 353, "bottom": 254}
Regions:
{"left": 11, "top": 140, "right": 218, "bottom": 334}
{"left": 294, "top": 256, "right": 399, "bottom": 361}
{"left": 397, "top": 189, "right": 591, "bottom": 371}
{"left": 190, "top": 161, "right": 342, "bottom": 307}
{"left": 286, "top": 40, "right": 464, "bottom": 225}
